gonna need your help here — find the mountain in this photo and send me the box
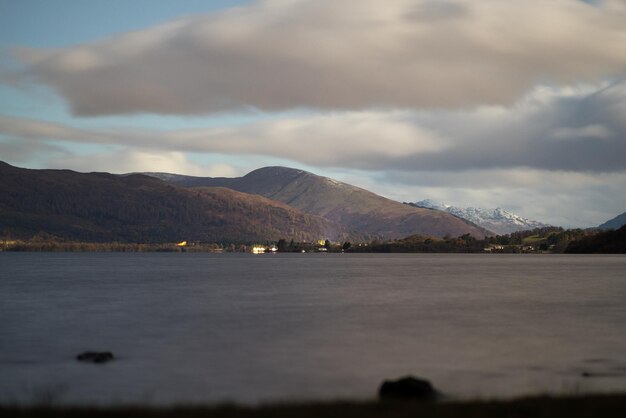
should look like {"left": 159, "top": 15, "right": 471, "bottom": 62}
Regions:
{"left": 412, "top": 199, "right": 549, "bottom": 235}
{"left": 598, "top": 212, "right": 626, "bottom": 230}
{"left": 145, "top": 167, "right": 490, "bottom": 239}
{"left": 0, "top": 162, "right": 339, "bottom": 243}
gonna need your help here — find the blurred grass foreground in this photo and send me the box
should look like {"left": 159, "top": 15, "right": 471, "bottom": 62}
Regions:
{"left": 2, "top": 393, "right": 626, "bottom": 418}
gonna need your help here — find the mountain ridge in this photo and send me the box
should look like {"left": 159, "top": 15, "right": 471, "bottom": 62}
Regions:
{"left": 412, "top": 199, "right": 549, "bottom": 235}
{"left": 145, "top": 167, "right": 490, "bottom": 239}
{"left": 0, "top": 162, "right": 342, "bottom": 243}
{"left": 598, "top": 212, "right": 626, "bottom": 230}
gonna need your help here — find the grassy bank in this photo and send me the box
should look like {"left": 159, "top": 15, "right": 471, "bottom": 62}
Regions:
{"left": 2, "top": 393, "right": 626, "bottom": 418}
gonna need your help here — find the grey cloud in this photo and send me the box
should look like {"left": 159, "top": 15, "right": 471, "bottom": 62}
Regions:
{"left": 1, "top": 81, "right": 625, "bottom": 173}
{"left": 10, "top": 0, "right": 626, "bottom": 115}
{"left": 43, "top": 148, "right": 238, "bottom": 177}
{"left": 0, "top": 111, "right": 443, "bottom": 168}
{"left": 392, "top": 81, "right": 626, "bottom": 172}
{"left": 367, "top": 168, "right": 626, "bottom": 228}
{"left": 404, "top": 0, "right": 468, "bottom": 22}
{"left": 0, "top": 116, "right": 123, "bottom": 144}
{"left": 0, "top": 138, "right": 68, "bottom": 163}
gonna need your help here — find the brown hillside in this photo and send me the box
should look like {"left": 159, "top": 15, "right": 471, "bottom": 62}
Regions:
{"left": 0, "top": 162, "right": 341, "bottom": 243}
{"left": 147, "top": 166, "right": 490, "bottom": 239}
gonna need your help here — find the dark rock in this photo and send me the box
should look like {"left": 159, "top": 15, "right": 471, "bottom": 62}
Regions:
{"left": 76, "top": 351, "right": 114, "bottom": 363}
{"left": 378, "top": 376, "right": 437, "bottom": 401}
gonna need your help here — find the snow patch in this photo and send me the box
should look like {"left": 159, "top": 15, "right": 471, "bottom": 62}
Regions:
{"left": 414, "top": 200, "right": 549, "bottom": 235}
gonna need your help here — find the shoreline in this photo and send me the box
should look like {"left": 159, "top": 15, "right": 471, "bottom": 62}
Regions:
{"left": 2, "top": 393, "right": 626, "bottom": 417}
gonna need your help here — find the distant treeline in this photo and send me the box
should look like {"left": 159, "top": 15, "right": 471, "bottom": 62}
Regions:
{"left": 2, "top": 225, "right": 624, "bottom": 253}
{"left": 345, "top": 226, "right": 625, "bottom": 254}
{"left": 564, "top": 224, "right": 626, "bottom": 253}
{"left": 0, "top": 240, "right": 225, "bottom": 253}
{"left": 0, "top": 238, "right": 333, "bottom": 253}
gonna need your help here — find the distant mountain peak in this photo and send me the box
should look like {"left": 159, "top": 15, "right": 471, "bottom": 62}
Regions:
{"left": 413, "top": 199, "right": 549, "bottom": 235}
{"left": 598, "top": 212, "right": 626, "bottom": 230}
{"left": 143, "top": 166, "right": 490, "bottom": 239}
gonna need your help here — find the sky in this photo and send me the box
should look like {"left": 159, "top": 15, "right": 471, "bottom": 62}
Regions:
{"left": 1, "top": 0, "right": 625, "bottom": 228}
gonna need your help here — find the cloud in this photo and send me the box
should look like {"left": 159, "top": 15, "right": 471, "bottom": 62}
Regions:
{"left": 41, "top": 148, "right": 239, "bottom": 177}
{"left": 2, "top": 80, "right": 625, "bottom": 172}
{"left": 10, "top": 0, "right": 626, "bottom": 115}
{"left": 550, "top": 124, "right": 612, "bottom": 141}
{"left": 393, "top": 81, "right": 626, "bottom": 172}
{"left": 0, "top": 137, "right": 69, "bottom": 164}
{"left": 346, "top": 168, "right": 626, "bottom": 228}
{"left": 0, "top": 110, "right": 445, "bottom": 168}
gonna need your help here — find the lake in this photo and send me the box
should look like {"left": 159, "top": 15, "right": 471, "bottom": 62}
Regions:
{"left": 1, "top": 253, "right": 625, "bottom": 405}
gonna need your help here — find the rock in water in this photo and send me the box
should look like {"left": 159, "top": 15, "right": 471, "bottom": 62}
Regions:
{"left": 76, "top": 351, "right": 114, "bottom": 363}
{"left": 378, "top": 376, "right": 437, "bottom": 400}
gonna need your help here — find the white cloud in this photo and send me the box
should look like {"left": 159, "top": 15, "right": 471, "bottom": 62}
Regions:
{"left": 10, "top": 0, "right": 626, "bottom": 115}
{"left": 55, "top": 148, "right": 240, "bottom": 177}
{"left": 0, "top": 110, "right": 446, "bottom": 168}
{"left": 2, "top": 80, "right": 625, "bottom": 172}
{"left": 551, "top": 124, "right": 613, "bottom": 140}
{"left": 347, "top": 168, "right": 626, "bottom": 228}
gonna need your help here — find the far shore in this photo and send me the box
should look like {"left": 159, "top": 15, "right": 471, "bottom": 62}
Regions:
{"left": 4, "top": 224, "right": 623, "bottom": 253}
{"left": 2, "top": 393, "right": 626, "bottom": 418}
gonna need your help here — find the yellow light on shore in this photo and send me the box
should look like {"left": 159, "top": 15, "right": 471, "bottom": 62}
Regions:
{"left": 176, "top": 241, "right": 187, "bottom": 247}
{"left": 252, "top": 246, "right": 266, "bottom": 254}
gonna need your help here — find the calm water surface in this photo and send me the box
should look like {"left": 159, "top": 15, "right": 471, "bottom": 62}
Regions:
{"left": 1, "top": 253, "right": 625, "bottom": 405}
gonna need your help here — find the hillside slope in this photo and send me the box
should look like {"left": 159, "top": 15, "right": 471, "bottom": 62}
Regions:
{"left": 147, "top": 167, "right": 490, "bottom": 239}
{"left": 598, "top": 212, "right": 626, "bottom": 231}
{"left": 0, "top": 162, "right": 340, "bottom": 243}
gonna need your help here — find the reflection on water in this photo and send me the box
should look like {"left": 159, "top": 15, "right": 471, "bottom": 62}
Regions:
{"left": 1, "top": 253, "right": 625, "bottom": 405}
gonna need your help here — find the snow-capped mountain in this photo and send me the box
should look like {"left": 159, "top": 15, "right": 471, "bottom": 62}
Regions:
{"left": 413, "top": 199, "right": 550, "bottom": 235}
